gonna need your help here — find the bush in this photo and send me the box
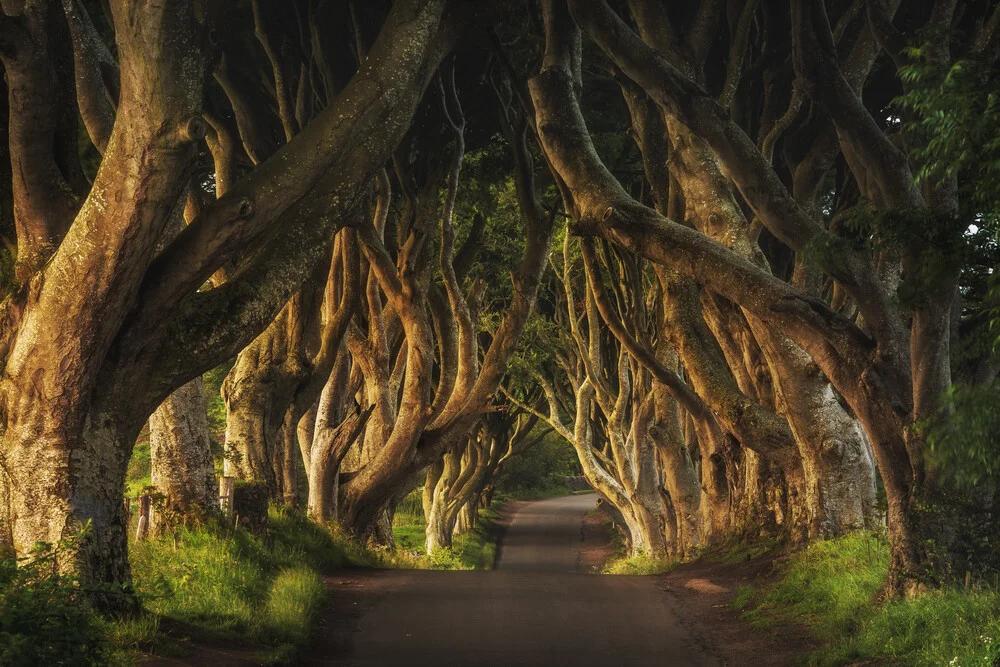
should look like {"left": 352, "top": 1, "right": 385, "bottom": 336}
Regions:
{"left": 0, "top": 531, "right": 108, "bottom": 666}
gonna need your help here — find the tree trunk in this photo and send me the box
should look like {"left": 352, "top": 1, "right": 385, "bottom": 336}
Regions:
{"left": 149, "top": 377, "right": 217, "bottom": 525}
{"left": 273, "top": 408, "right": 299, "bottom": 507}
{"left": 651, "top": 378, "right": 702, "bottom": 556}
{"left": 453, "top": 500, "right": 476, "bottom": 536}
{"left": 424, "top": 459, "right": 455, "bottom": 552}
{"left": 1, "top": 409, "right": 139, "bottom": 608}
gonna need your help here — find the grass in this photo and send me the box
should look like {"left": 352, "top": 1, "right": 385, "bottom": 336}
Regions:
{"left": 124, "top": 492, "right": 502, "bottom": 663}
{"left": 390, "top": 489, "right": 501, "bottom": 570}
{"left": 597, "top": 515, "right": 677, "bottom": 575}
{"left": 123, "top": 507, "right": 349, "bottom": 664}
{"left": 602, "top": 553, "right": 678, "bottom": 575}
{"left": 736, "top": 532, "right": 1000, "bottom": 666}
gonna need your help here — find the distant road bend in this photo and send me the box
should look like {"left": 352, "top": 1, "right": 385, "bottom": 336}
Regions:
{"left": 307, "top": 493, "right": 718, "bottom": 666}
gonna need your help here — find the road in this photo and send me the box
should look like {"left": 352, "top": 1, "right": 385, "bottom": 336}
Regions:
{"left": 307, "top": 493, "right": 718, "bottom": 666}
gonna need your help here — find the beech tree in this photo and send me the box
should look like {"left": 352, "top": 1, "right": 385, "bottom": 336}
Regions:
{"left": 524, "top": 0, "right": 1000, "bottom": 594}
{"left": 0, "top": 0, "right": 487, "bottom": 599}
{"left": 2, "top": 0, "right": 997, "bottom": 606}
{"left": 423, "top": 411, "right": 547, "bottom": 552}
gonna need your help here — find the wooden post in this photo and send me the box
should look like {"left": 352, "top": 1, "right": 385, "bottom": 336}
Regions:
{"left": 135, "top": 493, "right": 151, "bottom": 541}
{"left": 219, "top": 476, "right": 235, "bottom": 517}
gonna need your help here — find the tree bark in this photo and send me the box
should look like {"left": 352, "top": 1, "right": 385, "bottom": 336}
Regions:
{"left": 149, "top": 377, "right": 217, "bottom": 523}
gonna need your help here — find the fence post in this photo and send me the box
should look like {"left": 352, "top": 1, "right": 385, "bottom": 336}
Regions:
{"left": 219, "top": 476, "right": 235, "bottom": 517}
{"left": 135, "top": 493, "right": 151, "bottom": 541}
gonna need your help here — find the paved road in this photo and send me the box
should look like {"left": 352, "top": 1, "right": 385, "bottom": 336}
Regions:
{"left": 308, "top": 493, "right": 717, "bottom": 666}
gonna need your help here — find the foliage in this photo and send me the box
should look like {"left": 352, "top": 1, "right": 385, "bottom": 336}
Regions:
{"left": 922, "top": 381, "right": 1000, "bottom": 488}
{"left": 897, "top": 48, "right": 1000, "bottom": 213}
{"left": 740, "top": 532, "right": 1000, "bottom": 666}
{"left": 493, "top": 431, "right": 580, "bottom": 498}
{"left": 0, "top": 528, "right": 109, "bottom": 666}
{"left": 126, "top": 439, "right": 152, "bottom": 499}
{"left": 202, "top": 361, "right": 233, "bottom": 456}
{"left": 393, "top": 488, "right": 424, "bottom": 527}
{"left": 804, "top": 44, "right": 1000, "bottom": 309}
{"left": 895, "top": 43, "right": 1000, "bottom": 315}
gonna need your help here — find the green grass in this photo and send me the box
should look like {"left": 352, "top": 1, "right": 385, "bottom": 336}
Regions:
{"left": 447, "top": 506, "right": 500, "bottom": 570}
{"left": 390, "top": 488, "right": 501, "bottom": 570}
{"left": 602, "top": 553, "right": 678, "bottom": 575}
{"left": 741, "top": 532, "right": 888, "bottom": 634}
{"left": 739, "top": 532, "right": 1000, "bottom": 666}
{"left": 392, "top": 506, "right": 501, "bottom": 570}
{"left": 124, "top": 507, "right": 347, "bottom": 663}
{"left": 392, "top": 524, "right": 426, "bottom": 553}
{"left": 597, "top": 515, "right": 677, "bottom": 575}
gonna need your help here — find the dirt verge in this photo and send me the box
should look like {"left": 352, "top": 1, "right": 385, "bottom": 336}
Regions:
{"left": 657, "top": 557, "right": 818, "bottom": 666}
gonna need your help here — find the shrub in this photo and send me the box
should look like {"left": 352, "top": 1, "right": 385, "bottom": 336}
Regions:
{"left": 0, "top": 531, "right": 108, "bottom": 666}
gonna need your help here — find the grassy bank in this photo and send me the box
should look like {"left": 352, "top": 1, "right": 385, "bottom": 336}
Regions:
{"left": 733, "top": 532, "right": 1000, "bottom": 665}
{"left": 123, "top": 508, "right": 350, "bottom": 663}
{"left": 0, "top": 500, "right": 504, "bottom": 666}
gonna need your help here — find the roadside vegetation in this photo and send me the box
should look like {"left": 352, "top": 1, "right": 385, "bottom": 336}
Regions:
{"left": 602, "top": 554, "right": 677, "bottom": 576}
{"left": 732, "top": 533, "right": 1000, "bottom": 666}
{"left": 391, "top": 434, "right": 581, "bottom": 566}
{"left": 2, "top": 438, "right": 576, "bottom": 666}
{"left": 392, "top": 492, "right": 501, "bottom": 570}
{"left": 124, "top": 509, "right": 341, "bottom": 664}
{"left": 598, "top": 513, "right": 677, "bottom": 576}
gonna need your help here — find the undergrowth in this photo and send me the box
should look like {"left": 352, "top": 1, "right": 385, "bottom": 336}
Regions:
{"left": 0, "top": 528, "right": 111, "bottom": 666}
{"left": 602, "top": 553, "right": 677, "bottom": 575}
{"left": 735, "top": 532, "right": 1000, "bottom": 666}
{"left": 699, "top": 530, "right": 783, "bottom": 565}
{"left": 126, "top": 507, "right": 349, "bottom": 664}
{"left": 391, "top": 490, "right": 501, "bottom": 570}
{"left": 599, "top": 516, "right": 677, "bottom": 575}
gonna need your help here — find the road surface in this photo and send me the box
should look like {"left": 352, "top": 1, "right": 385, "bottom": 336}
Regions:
{"left": 306, "top": 493, "right": 717, "bottom": 666}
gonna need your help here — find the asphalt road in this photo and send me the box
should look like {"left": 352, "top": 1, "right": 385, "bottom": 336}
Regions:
{"left": 308, "top": 493, "right": 718, "bottom": 666}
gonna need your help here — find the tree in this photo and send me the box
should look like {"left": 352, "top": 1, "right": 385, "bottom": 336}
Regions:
{"left": 526, "top": 0, "right": 1000, "bottom": 594}
{"left": 0, "top": 0, "right": 474, "bottom": 599}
